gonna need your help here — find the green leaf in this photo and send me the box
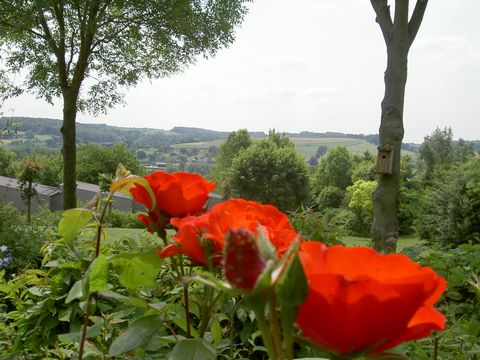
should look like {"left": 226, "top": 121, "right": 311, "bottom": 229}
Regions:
{"left": 276, "top": 251, "right": 308, "bottom": 308}
{"left": 276, "top": 249, "right": 309, "bottom": 353}
{"left": 108, "top": 315, "right": 163, "bottom": 356}
{"left": 88, "top": 254, "right": 109, "bottom": 292}
{"left": 58, "top": 319, "right": 104, "bottom": 342}
{"left": 210, "top": 318, "right": 222, "bottom": 345}
{"left": 110, "top": 250, "right": 163, "bottom": 289}
{"left": 65, "top": 278, "right": 88, "bottom": 304}
{"left": 98, "top": 290, "right": 149, "bottom": 308}
{"left": 167, "top": 339, "right": 216, "bottom": 360}
{"left": 57, "top": 208, "right": 93, "bottom": 243}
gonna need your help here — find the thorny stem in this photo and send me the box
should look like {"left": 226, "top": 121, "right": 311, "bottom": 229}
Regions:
{"left": 254, "top": 305, "right": 278, "bottom": 359}
{"left": 79, "top": 193, "right": 113, "bottom": 360}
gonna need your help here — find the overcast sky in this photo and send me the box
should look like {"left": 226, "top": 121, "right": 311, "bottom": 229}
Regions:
{"left": 3, "top": 0, "right": 479, "bottom": 143}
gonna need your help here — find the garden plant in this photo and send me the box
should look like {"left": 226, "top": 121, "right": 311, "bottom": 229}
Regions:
{"left": 1, "top": 166, "right": 478, "bottom": 359}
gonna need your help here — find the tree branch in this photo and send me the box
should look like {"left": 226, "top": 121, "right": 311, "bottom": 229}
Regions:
{"left": 370, "top": 0, "right": 393, "bottom": 46}
{"left": 37, "top": 11, "right": 59, "bottom": 55}
{"left": 408, "top": 0, "right": 428, "bottom": 45}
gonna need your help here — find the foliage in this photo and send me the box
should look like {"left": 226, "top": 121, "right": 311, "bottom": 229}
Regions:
{"left": 212, "top": 129, "right": 252, "bottom": 193}
{"left": 346, "top": 180, "right": 376, "bottom": 237}
{"left": 36, "top": 153, "right": 63, "bottom": 187}
{"left": 351, "top": 156, "right": 376, "bottom": 182}
{"left": 0, "top": 2, "right": 250, "bottom": 114}
{"left": 315, "top": 146, "right": 353, "bottom": 191}
{"left": 419, "top": 127, "right": 474, "bottom": 182}
{"left": 314, "top": 185, "right": 345, "bottom": 211}
{"left": 77, "top": 143, "right": 144, "bottom": 184}
{"left": 288, "top": 206, "right": 344, "bottom": 246}
{"left": 415, "top": 159, "right": 480, "bottom": 245}
{"left": 0, "top": 147, "right": 16, "bottom": 177}
{"left": 401, "top": 243, "right": 480, "bottom": 358}
{"left": 229, "top": 136, "right": 310, "bottom": 211}
{"left": 109, "top": 209, "right": 144, "bottom": 229}
{"left": 0, "top": 203, "right": 57, "bottom": 276}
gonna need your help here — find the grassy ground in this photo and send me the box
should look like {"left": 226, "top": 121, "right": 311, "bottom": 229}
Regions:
{"left": 341, "top": 234, "right": 421, "bottom": 251}
{"left": 104, "top": 228, "right": 421, "bottom": 252}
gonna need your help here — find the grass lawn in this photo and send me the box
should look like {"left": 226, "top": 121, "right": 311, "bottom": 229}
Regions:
{"left": 341, "top": 234, "right": 421, "bottom": 251}
{"left": 102, "top": 227, "right": 161, "bottom": 246}
{"left": 104, "top": 228, "right": 421, "bottom": 252}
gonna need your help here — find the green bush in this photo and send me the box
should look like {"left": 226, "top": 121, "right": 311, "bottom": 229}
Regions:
{"left": 0, "top": 203, "right": 56, "bottom": 275}
{"left": 289, "top": 206, "right": 344, "bottom": 246}
{"left": 314, "top": 185, "right": 345, "bottom": 211}
{"left": 401, "top": 243, "right": 480, "bottom": 358}
{"left": 109, "top": 209, "right": 144, "bottom": 229}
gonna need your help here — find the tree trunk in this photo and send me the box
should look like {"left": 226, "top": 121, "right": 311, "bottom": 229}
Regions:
{"left": 372, "top": 46, "right": 408, "bottom": 252}
{"left": 61, "top": 89, "right": 77, "bottom": 210}
{"left": 27, "top": 181, "right": 32, "bottom": 224}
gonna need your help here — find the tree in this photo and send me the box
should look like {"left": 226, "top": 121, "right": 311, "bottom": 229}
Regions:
{"left": 419, "top": 127, "right": 474, "bottom": 181}
{"left": 370, "top": 0, "right": 428, "bottom": 252}
{"left": 0, "top": 1, "right": 249, "bottom": 209}
{"left": 315, "top": 146, "right": 353, "bottom": 191}
{"left": 229, "top": 136, "right": 310, "bottom": 211}
{"left": 18, "top": 158, "right": 41, "bottom": 223}
{"left": 347, "top": 180, "right": 377, "bottom": 237}
{"left": 77, "top": 143, "right": 144, "bottom": 184}
{"left": 215, "top": 129, "right": 252, "bottom": 170}
{"left": 212, "top": 128, "right": 252, "bottom": 193}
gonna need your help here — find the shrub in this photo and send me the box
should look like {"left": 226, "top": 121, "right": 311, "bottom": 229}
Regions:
{"left": 289, "top": 206, "right": 344, "bottom": 246}
{"left": 109, "top": 209, "right": 144, "bottom": 229}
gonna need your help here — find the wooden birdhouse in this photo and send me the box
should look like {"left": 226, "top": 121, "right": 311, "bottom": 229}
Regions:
{"left": 376, "top": 145, "right": 394, "bottom": 174}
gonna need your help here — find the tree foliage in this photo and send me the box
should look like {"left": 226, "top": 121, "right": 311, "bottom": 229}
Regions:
{"left": 229, "top": 135, "right": 310, "bottom": 211}
{"left": 77, "top": 143, "right": 144, "bottom": 185}
{"left": 315, "top": 146, "right": 353, "bottom": 191}
{"left": 0, "top": 147, "right": 16, "bottom": 177}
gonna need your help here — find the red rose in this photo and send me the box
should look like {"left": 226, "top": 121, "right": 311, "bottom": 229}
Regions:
{"left": 296, "top": 242, "right": 446, "bottom": 356}
{"left": 130, "top": 171, "right": 216, "bottom": 232}
{"left": 159, "top": 198, "right": 298, "bottom": 264}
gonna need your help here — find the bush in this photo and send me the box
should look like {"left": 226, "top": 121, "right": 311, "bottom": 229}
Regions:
{"left": 401, "top": 243, "right": 480, "bottom": 358}
{"left": 314, "top": 186, "right": 345, "bottom": 211}
{"left": 0, "top": 203, "right": 46, "bottom": 275}
{"left": 289, "top": 206, "right": 344, "bottom": 246}
{"left": 109, "top": 209, "right": 144, "bottom": 229}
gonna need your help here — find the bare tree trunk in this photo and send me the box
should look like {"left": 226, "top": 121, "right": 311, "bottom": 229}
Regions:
{"left": 372, "top": 48, "right": 407, "bottom": 252}
{"left": 61, "top": 89, "right": 77, "bottom": 210}
{"left": 370, "top": 0, "right": 428, "bottom": 252}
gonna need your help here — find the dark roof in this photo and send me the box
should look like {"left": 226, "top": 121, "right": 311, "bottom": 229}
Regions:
{"left": 0, "top": 176, "right": 61, "bottom": 197}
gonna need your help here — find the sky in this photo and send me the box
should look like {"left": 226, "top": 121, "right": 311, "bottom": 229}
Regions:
{"left": 2, "top": 0, "right": 480, "bottom": 143}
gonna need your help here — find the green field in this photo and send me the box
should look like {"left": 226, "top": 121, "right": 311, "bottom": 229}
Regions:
{"left": 171, "top": 136, "right": 416, "bottom": 160}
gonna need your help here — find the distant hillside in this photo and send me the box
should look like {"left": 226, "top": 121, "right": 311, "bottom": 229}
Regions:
{"left": 0, "top": 116, "right": 432, "bottom": 153}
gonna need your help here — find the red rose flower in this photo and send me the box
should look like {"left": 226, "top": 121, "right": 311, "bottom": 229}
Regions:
{"left": 296, "top": 242, "right": 446, "bottom": 356}
{"left": 130, "top": 171, "right": 216, "bottom": 232}
{"left": 159, "top": 198, "right": 298, "bottom": 264}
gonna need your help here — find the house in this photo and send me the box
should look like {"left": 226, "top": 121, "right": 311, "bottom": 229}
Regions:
{"left": 0, "top": 175, "right": 63, "bottom": 213}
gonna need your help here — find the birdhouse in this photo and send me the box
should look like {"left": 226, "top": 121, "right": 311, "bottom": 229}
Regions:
{"left": 376, "top": 145, "right": 394, "bottom": 174}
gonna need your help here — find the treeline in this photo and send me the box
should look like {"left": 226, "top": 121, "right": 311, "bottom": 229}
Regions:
{"left": 1, "top": 116, "right": 443, "bottom": 152}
